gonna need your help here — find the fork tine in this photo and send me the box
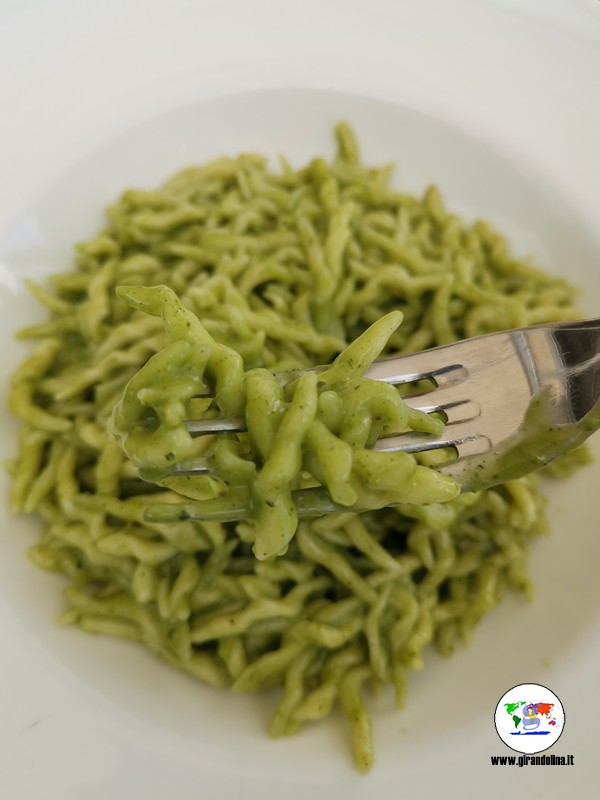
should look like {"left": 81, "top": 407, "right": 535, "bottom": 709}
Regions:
{"left": 174, "top": 411, "right": 486, "bottom": 478}
{"left": 183, "top": 349, "right": 471, "bottom": 437}
{"left": 144, "top": 487, "right": 338, "bottom": 524}
{"left": 185, "top": 416, "right": 246, "bottom": 436}
{"left": 364, "top": 352, "right": 466, "bottom": 385}
{"left": 373, "top": 419, "right": 490, "bottom": 456}
{"left": 168, "top": 458, "right": 212, "bottom": 476}
{"left": 182, "top": 387, "right": 477, "bottom": 436}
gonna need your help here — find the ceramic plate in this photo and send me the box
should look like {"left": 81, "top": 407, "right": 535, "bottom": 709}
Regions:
{"left": 0, "top": 2, "right": 599, "bottom": 797}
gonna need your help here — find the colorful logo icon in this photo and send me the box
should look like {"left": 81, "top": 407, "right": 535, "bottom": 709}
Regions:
{"left": 494, "top": 683, "right": 565, "bottom": 754}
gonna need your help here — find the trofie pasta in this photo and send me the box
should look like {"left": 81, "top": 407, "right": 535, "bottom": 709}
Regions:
{"left": 7, "top": 124, "right": 587, "bottom": 772}
{"left": 110, "top": 286, "right": 459, "bottom": 560}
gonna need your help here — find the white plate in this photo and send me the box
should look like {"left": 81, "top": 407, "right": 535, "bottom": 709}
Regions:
{"left": 0, "top": 2, "right": 599, "bottom": 798}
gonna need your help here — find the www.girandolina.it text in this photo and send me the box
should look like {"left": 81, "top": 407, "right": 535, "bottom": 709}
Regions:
{"left": 490, "top": 754, "right": 574, "bottom": 767}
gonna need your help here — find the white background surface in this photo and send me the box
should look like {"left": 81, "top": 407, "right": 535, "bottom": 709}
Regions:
{"left": 0, "top": 1, "right": 599, "bottom": 798}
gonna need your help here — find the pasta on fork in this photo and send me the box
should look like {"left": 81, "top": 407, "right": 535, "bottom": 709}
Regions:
{"left": 110, "top": 284, "right": 459, "bottom": 560}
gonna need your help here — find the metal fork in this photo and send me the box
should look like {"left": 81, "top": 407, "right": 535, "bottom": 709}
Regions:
{"left": 143, "top": 318, "right": 600, "bottom": 524}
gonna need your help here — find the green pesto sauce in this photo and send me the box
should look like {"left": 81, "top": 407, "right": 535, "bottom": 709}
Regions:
{"left": 462, "top": 389, "right": 600, "bottom": 492}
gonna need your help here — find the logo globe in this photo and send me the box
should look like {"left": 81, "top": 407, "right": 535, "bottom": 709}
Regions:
{"left": 494, "top": 683, "right": 565, "bottom": 754}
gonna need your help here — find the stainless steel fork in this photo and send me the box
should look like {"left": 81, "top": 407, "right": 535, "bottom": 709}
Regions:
{"left": 144, "top": 317, "right": 600, "bottom": 523}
